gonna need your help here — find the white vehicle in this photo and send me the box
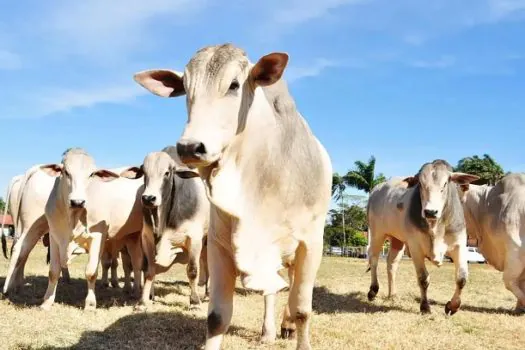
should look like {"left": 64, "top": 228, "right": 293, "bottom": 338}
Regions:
{"left": 445, "top": 246, "right": 486, "bottom": 263}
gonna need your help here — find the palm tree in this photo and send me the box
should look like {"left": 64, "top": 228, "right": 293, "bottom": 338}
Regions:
{"left": 344, "top": 156, "right": 386, "bottom": 194}
{"left": 331, "top": 173, "right": 347, "bottom": 201}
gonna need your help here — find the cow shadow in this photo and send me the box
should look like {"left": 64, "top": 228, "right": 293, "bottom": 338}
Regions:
{"left": 313, "top": 286, "right": 410, "bottom": 314}
{"left": 0, "top": 275, "right": 142, "bottom": 309}
{"left": 155, "top": 279, "right": 260, "bottom": 297}
{"left": 34, "top": 311, "right": 256, "bottom": 350}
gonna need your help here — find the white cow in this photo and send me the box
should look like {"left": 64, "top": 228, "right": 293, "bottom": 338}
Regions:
{"left": 39, "top": 148, "right": 144, "bottom": 310}
{"left": 367, "top": 160, "right": 479, "bottom": 315}
{"left": 133, "top": 43, "right": 332, "bottom": 350}
{"left": 459, "top": 173, "right": 525, "bottom": 313}
{"left": 1, "top": 174, "right": 22, "bottom": 258}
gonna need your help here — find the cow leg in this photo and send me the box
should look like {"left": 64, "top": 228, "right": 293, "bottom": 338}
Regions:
{"left": 110, "top": 255, "right": 120, "bottom": 289}
{"left": 261, "top": 293, "right": 277, "bottom": 343}
{"left": 100, "top": 248, "right": 111, "bottom": 289}
{"left": 281, "top": 265, "right": 296, "bottom": 339}
{"left": 121, "top": 247, "right": 133, "bottom": 293}
{"left": 3, "top": 227, "right": 43, "bottom": 294}
{"left": 187, "top": 236, "right": 203, "bottom": 309}
{"left": 367, "top": 230, "right": 385, "bottom": 301}
{"left": 126, "top": 235, "right": 143, "bottom": 299}
{"left": 288, "top": 240, "right": 322, "bottom": 350}
{"left": 40, "top": 236, "right": 62, "bottom": 310}
{"left": 85, "top": 231, "right": 105, "bottom": 311}
{"left": 410, "top": 246, "right": 431, "bottom": 314}
{"left": 445, "top": 244, "right": 468, "bottom": 315}
{"left": 387, "top": 238, "right": 405, "bottom": 299}
{"left": 198, "top": 237, "right": 209, "bottom": 297}
{"left": 503, "top": 251, "right": 525, "bottom": 313}
{"left": 137, "top": 225, "right": 155, "bottom": 311}
{"left": 205, "top": 239, "right": 236, "bottom": 350}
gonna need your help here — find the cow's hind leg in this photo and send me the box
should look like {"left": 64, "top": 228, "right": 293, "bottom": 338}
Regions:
{"left": 187, "top": 236, "right": 203, "bottom": 310}
{"left": 503, "top": 251, "right": 525, "bottom": 314}
{"left": 387, "top": 237, "right": 405, "bottom": 299}
{"left": 205, "top": 238, "right": 236, "bottom": 350}
{"left": 288, "top": 240, "right": 323, "bottom": 350}
{"left": 126, "top": 233, "right": 143, "bottom": 299}
{"left": 281, "top": 266, "right": 296, "bottom": 339}
{"left": 367, "top": 228, "right": 385, "bottom": 301}
{"left": 121, "top": 246, "right": 133, "bottom": 293}
{"left": 445, "top": 244, "right": 468, "bottom": 315}
{"left": 100, "top": 248, "right": 111, "bottom": 288}
{"left": 136, "top": 225, "right": 155, "bottom": 311}
{"left": 410, "top": 246, "right": 431, "bottom": 314}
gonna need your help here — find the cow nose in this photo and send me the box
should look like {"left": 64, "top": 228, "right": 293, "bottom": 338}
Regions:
{"left": 70, "top": 199, "right": 85, "bottom": 208}
{"left": 142, "top": 194, "right": 156, "bottom": 204}
{"left": 424, "top": 209, "right": 438, "bottom": 219}
{"left": 176, "top": 139, "right": 207, "bottom": 161}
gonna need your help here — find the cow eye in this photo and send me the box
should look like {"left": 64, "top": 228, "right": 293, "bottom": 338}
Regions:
{"left": 229, "top": 79, "right": 240, "bottom": 91}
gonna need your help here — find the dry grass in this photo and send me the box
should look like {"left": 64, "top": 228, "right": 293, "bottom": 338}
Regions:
{"left": 1, "top": 243, "right": 523, "bottom": 350}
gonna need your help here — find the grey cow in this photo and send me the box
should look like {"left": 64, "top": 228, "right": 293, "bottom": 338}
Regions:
{"left": 367, "top": 160, "right": 479, "bottom": 314}
{"left": 120, "top": 146, "right": 210, "bottom": 310}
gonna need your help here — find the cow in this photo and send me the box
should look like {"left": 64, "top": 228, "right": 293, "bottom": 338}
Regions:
{"left": 458, "top": 173, "right": 525, "bottom": 313}
{"left": 120, "top": 146, "right": 209, "bottom": 310}
{"left": 133, "top": 43, "right": 332, "bottom": 350}
{"left": 366, "top": 159, "right": 479, "bottom": 315}
{"left": 1, "top": 174, "right": 23, "bottom": 258}
{"left": 2, "top": 164, "right": 127, "bottom": 296}
{"left": 39, "top": 148, "right": 144, "bottom": 310}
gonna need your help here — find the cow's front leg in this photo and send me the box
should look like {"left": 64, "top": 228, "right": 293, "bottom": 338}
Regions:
{"left": 187, "top": 235, "right": 203, "bottom": 310}
{"left": 126, "top": 233, "right": 143, "bottom": 299}
{"left": 387, "top": 237, "right": 405, "bottom": 299}
{"left": 281, "top": 266, "right": 296, "bottom": 340}
{"left": 205, "top": 238, "right": 236, "bottom": 350}
{"left": 445, "top": 244, "right": 468, "bottom": 315}
{"left": 136, "top": 225, "right": 155, "bottom": 311}
{"left": 40, "top": 235, "right": 66, "bottom": 310}
{"left": 85, "top": 231, "right": 105, "bottom": 311}
{"left": 261, "top": 293, "right": 277, "bottom": 343}
{"left": 410, "top": 246, "right": 431, "bottom": 314}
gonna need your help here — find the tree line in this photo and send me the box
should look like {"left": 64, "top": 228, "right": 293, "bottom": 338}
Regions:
{"left": 326, "top": 154, "right": 506, "bottom": 249}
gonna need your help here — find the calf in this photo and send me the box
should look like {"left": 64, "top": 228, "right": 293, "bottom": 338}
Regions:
{"left": 120, "top": 146, "right": 209, "bottom": 310}
{"left": 458, "top": 173, "right": 525, "bottom": 313}
{"left": 367, "top": 160, "right": 479, "bottom": 314}
{"left": 133, "top": 43, "right": 332, "bottom": 350}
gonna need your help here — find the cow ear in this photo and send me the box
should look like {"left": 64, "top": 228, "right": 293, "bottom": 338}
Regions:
{"left": 250, "top": 52, "right": 289, "bottom": 87}
{"left": 459, "top": 184, "right": 470, "bottom": 192}
{"left": 40, "top": 164, "right": 63, "bottom": 177}
{"left": 120, "top": 166, "right": 144, "bottom": 179}
{"left": 175, "top": 169, "right": 200, "bottom": 179}
{"left": 450, "top": 172, "right": 480, "bottom": 185}
{"left": 133, "top": 69, "right": 185, "bottom": 98}
{"left": 403, "top": 175, "right": 419, "bottom": 187}
{"left": 91, "top": 169, "right": 120, "bottom": 182}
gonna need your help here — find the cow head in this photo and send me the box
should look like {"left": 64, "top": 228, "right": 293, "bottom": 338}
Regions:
{"left": 404, "top": 160, "right": 479, "bottom": 265}
{"left": 120, "top": 151, "right": 199, "bottom": 208}
{"left": 133, "top": 43, "right": 289, "bottom": 168}
{"left": 40, "top": 148, "right": 119, "bottom": 209}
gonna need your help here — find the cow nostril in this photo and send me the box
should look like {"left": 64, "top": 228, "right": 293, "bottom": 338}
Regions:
{"left": 70, "top": 200, "right": 85, "bottom": 208}
{"left": 142, "top": 195, "right": 156, "bottom": 203}
{"left": 424, "top": 209, "right": 438, "bottom": 218}
{"left": 194, "top": 142, "right": 206, "bottom": 155}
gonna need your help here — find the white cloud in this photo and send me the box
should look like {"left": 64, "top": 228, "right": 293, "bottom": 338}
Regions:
{"left": 44, "top": 0, "right": 207, "bottom": 61}
{"left": 488, "top": 0, "right": 525, "bottom": 19}
{"left": 286, "top": 58, "right": 341, "bottom": 82}
{"left": 409, "top": 55, "right": 456, "bottom": 69}
{"left": 402, "top": 34, "right": 426, "bottom": 46}
{"left": 0, "top": 84, "right": 146, "bottom": 119}
{"left": 273, "top": 0, "right": 369, "bottom": 26}
{"left": 0, "top": 50, "right": 22, "bottom": 70}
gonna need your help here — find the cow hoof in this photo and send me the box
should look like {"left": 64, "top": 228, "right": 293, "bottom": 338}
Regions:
{"left": 367, "top": 290, "right": 377, "bottom": 301}
{"left": 40, "top": 303, "right": 52, "bottom": 311}
{"left": 281, "top": 327, "right": 296, "bottom": 340}
{"left": 445, "top": 301, "right": 458, "bottom": 316}
{"left": 260, "top": 334, "right": 276, "bottom": 344}
{"left": 189, "top": 303, "right": 202, "bottom": 311}
{"left": 134, "top": 303, "right": 149, "bottom": 313}
{"left": 420, "top": 303, "right": 431, "bottom": 314}
{"left": 111, "top": 282, "right": 120, "bottom": 289}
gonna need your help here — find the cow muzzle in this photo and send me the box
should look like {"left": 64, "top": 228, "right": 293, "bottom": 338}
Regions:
{"left": 141, "top": 194, "right": 159, "bottom": 208}
{"left": 176, "top": 138, "right": 213, "bottom": 166}
{"left": 69, "top": 199, "right": 86, "bottom": 209}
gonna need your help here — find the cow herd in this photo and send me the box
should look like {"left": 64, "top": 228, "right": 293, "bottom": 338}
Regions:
{"left": 1, "top": 43, "right": 525, "bottom": 350}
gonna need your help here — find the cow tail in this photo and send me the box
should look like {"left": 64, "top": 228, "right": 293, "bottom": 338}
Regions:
{"left": 1, "top": 177, "right": 17, "bottom": 259}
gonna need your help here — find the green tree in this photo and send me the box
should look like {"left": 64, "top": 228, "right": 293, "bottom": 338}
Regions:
{"left": 0, "top": 197, "right": 5, "bottom": 214}
{"left": 331, "top": 173, "right": 347, "bottom": 201}
{"left": 344, "top": 156, "right": 387, "bottom": 193}
{"left": 455, "top": 154, "right": 505, "bottom": 186}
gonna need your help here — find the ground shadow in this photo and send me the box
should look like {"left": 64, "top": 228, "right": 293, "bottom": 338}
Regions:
{"left": 156, "top": 279, "right": 263, "bottom": 297}
{"left": 33, "top": 311, "right": 256, "bottom": 350}
{"left": 313, "top": 286, "right": 410, "bottom": 314}
{"left": 1, "top": 275, "right": 141, "bottom": 309}
{"left": 413, "top": 297, "right": 519, "bottom": 316}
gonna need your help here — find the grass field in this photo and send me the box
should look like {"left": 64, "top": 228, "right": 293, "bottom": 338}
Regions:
{"left": 1, "top": 243, "right": 523, "bottom": 350}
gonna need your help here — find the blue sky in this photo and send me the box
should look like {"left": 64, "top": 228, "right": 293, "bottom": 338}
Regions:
{"left": 0, "top": 0, "right": 524, "bottom": 202}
